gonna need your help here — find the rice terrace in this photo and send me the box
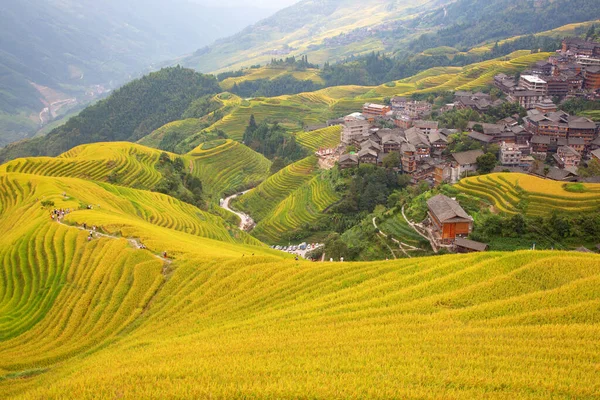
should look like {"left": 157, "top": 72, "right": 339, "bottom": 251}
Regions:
{"left": 2, "top": 0, "right": 600, "bottom": 399}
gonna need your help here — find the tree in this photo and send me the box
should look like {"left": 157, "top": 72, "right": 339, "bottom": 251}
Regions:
{"left": 543, "top": 166, "right": 550, "bottom": 177}
{"left": 270, "top": 157, "right": 286, "bottom": 174}
{"left": 578, "top": 159, "right": 600, "bottom": 177}
{"left": 476, "top": 152, "right": 497, "bottom": 174}
{"left": 472, "top": 123, "right": 484, "bottom": 133}
{"left": 382, "top": 152, "right": 400, "bottom": 169}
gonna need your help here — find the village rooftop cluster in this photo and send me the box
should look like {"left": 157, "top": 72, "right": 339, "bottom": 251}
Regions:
{"left": 317, "top": 37, "right": 600, "bottom": 185}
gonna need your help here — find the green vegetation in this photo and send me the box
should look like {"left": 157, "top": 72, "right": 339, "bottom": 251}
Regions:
{"left": 243, "top": 116, "right": 307, "bottom": 163}
{"left": 235, "top": 156, "right": 318, "bottom": 222}
{"left": 295, "top": 125, "right": 342, "bottom": 152}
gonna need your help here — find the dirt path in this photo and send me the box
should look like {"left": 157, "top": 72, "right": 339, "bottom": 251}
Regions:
{"left": 220, "top": 190, "right": 255, "bottom": 231}
{"left": 373, "top": 216, "right": 427, "bottom": 258}
{"left": 401, "top": 206, "right": 439, "bottom": 253}
{"left": 57, "top": 220, "right": 172, "bottom": 268}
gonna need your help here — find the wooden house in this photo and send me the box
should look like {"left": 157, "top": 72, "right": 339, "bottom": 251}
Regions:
{"left": 427, "top": 194, "right": 473, "bottom": 244}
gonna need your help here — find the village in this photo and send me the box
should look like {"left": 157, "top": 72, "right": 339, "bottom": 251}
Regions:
{"left": 310, "top": 37, "right": 600, "bottom": 254}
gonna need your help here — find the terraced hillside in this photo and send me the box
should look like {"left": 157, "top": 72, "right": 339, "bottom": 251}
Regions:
{"left": 188, "top": 139, "right": 271, "bottom": 198}
{"left": 235, "top": 156, "right": 319, "bottom": 222}
{"left": 187, "top": 51, "right": 550, "bottom": 146}
{"left": 0, "top": 140, "right": 271, "bottom": 202}
{"left": 455, "top": 173, "right": 600, "bottom": 216}
{"left": 251, "top": 173, "right": 341, "bottom": 243}
{"left": 0, "top": 142, "right": 165, "bottom": 190}
{"left": 2, "top": 233, "right": 600, "bottom": 398}
{"left": 220, "top": 67, "right": 324, "bottom": 90}
{"left": 295, "top": 125, "right": 342, "bottom": 152}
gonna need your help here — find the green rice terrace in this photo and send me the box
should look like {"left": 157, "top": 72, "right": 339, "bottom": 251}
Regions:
{"left": 251, "top": 172, "right": 341, "bottom": 244}
{"left": 234, "top": 156, "right": 319, "bottom": 222}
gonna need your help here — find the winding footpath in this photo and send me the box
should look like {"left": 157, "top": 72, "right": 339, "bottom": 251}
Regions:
{"left": 221, "top": 190, "right": 255, "bottom": 231}
{"left": 57, "top": 220, "right": 172, "bottom": 269}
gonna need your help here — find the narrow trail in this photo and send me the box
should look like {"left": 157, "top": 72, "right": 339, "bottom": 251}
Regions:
{"left": 401, "top": 206, "right": 439, "bottom": 253}
{"left": 220, "top": 190, "right": 255, "bottom": 231}
{"left": 373, "top": 216, "right": 427, "bottom": 259}
{"left": 57, "top": 220, "right": 172, "bottom": 269}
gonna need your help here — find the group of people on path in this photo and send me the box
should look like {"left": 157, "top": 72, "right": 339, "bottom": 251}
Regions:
{"left": 50, "top": 208, "right": 72, "bottom": 223}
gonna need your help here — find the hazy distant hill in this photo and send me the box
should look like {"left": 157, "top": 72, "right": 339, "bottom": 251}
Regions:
{"left": 0, "top": 0, "right": 275, "bottom": 147}
{"left": 177, "top": 0, "right": 448, "bottom": 73}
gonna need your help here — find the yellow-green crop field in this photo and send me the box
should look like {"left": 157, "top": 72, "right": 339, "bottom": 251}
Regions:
{"left": 0, "top": 142, "right": 165, "bottom": 190}
{"left": 295, "top": 125, "right": 342, "bottom": 151}
{"left": 455, "top": 173, "right": 600, "bottom": 215}
{"left": 235, "top": 156, "right": 318, "bottom": 222}
{"left": 251, "top": 173, "right": 340, "bottom": 243}
{"left": 220, "top": 67, "right": 324, "bottom": 90}
{"left": 2, "top": 184, "right": 600, "bottom": 400}
{"left": 0, "top": 140, "right": 272, "bottom": 201}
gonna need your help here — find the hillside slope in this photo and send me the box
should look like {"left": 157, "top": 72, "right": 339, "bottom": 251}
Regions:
{"left": 178, "top": 0, "right": 443, "bottom": 73}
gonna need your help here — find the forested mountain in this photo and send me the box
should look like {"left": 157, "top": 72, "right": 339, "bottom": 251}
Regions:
{"left": 0, "top": 67, "right": 220, "bottom": 162}
{"left": 0, "top": 0, "right": 276, "bottom": 147}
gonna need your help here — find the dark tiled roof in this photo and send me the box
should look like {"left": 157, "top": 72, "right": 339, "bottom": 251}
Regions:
{"left": 452, "top": 149, "right": 485, "bottom": 165}
{"left": 427, "top": 194, "right": 471, "bottom": 223}
{"left": 455, "top": 237, "right": 488, "bottom": 252}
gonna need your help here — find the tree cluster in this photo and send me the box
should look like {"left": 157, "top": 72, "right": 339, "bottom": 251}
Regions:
{"left": 242, "top": 115, "right": 306, "bottom": 163}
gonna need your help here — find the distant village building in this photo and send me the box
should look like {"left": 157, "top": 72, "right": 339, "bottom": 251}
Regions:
{"left": 450, "top": 149, "right": 484, "bottom": 183}
{"left": 519, "top": 75, "right": 548, "bottom": 94}
{"left": 591, "top": 148, "right": 600, "bottom": 162}
{"left": 554, "top": 146, "right": 581, "bottom": 169}
{"left": 507, "top": 88, "right": 548, "bottom": 109}
{"left": 362, "top": 103, "right": 391, "bottom": 118}
{"left": 338, "top": 154, "right": 359, "bottom": 169}
{"left": 584, "top": 66, "right": 600, "bottom": 91}
{"left": 500, "top": 142, "right": 526, "bottom": 167}
{"left": 341, "top": 114, "right": 370, "bottom": 144}
{"left": 400, "top": 143, "right": 417, "bottom": 174}
{"left": 427, "top": 194, "right": 473, "bottom": 244}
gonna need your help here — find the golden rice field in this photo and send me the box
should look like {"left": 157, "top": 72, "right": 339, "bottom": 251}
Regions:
{"left": 251, "top": 173, "right": 340, "bottom": 243}
{"left": 0, "top": 142, "right": 166, "bottom": 190}
{"left": 455, "top": 173, "right": 600, "bottom": 215}
{"left": 2, "top": 208, "right": 600, "bottom": 400}
{"left": 0, "top": 140, "right": 272, "bottom": 201}
{"left": 235, "top": 156, "right": 318, "bottom": 222}
{"left": 295, "top": 125, "right": 342, "bottom": 152}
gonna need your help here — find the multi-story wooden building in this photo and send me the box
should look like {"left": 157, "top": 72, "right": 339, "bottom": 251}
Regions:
{"left": 427, "top": 194, "right": 473, "bottom": 244}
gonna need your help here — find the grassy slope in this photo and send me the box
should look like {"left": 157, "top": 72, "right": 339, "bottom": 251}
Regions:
{"left": 1, "top": 224, "right": 600, "bottom": 399}
{"left": 455, "top": 173, "right": 600, "bottom": 216}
